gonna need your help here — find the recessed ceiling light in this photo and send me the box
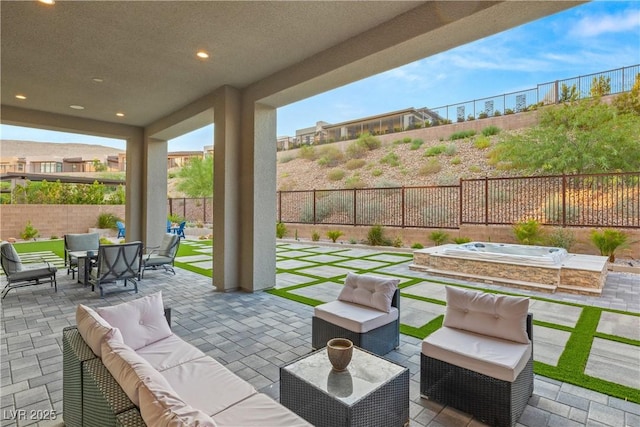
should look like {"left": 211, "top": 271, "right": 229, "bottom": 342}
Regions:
{"left": 92, "top": 77, "right": 104, "bottom": 83}
{"left": 196, "top": 50, "right": 209, "bottom": 59}
{"left": 38, "top": 0, "right": 55, "bottom": 5}
{"left": 69, "top": 105, "right": 85, "bottom": 110}
{"left": 116, "top": 112, "right": 125, "bottom": 117}
{"left": 15, "top": 94, "right": 27, "bottom": 100}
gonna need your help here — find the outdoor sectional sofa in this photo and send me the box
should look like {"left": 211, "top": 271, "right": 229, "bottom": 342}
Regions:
{"left": 62, "top": 292, "right": 311, "bottom": 426}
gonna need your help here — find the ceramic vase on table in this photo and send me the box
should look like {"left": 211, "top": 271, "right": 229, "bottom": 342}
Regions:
{"left": 327, "top": 338, "right": 353, "bottom": 371}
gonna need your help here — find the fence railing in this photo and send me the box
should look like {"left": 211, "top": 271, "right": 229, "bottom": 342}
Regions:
{"left": 275, "top": 172, "right": 640, "bottom": 229}
{"left": 430, "top": 65, "right": 639, "bottom": 123}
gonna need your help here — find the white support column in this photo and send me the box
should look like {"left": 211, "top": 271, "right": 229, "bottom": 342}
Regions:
{"left": 143, "top": 136, "right": 169, "bottom": 249}
{"left": 238, "top": 102, "right": 277, "bottom": 292}
{"left": 125, "top": 131, "right": 144, "bottom": 242}
{"left": 213, "top": 87, "right": 241, "bottom": 292}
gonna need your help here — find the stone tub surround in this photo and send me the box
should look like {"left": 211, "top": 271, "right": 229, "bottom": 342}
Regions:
{"left": 411, "top": 245, "right": 608, "bottom": 295}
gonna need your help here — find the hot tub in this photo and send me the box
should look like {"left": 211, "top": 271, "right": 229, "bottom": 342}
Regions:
{"left": 410, "top": 242, "right": 608, "bottom": 295}
{"left": 440, "top": 242, "right": 568, "bottom": 267}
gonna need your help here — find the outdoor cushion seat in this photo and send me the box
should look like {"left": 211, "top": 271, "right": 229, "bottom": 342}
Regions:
{"left": 420, "top": 286, "right": 533, "bottom": 427}
{"left": 141, "top": 233, "right": 180, "bottom": 278}
{"left": 1, "top": 241, "right": 57, "bottom": 298}
{"left": 312, "top": 272, "right": 400, "bottom": 355}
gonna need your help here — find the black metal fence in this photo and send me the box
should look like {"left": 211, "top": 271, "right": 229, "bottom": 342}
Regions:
{"left": 275, "top": 172, "right": 640, "bottom": 229}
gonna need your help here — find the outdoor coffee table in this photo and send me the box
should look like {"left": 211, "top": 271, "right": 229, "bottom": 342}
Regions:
{"left": 280, "top": 346, "right": 409, "bottom": 427}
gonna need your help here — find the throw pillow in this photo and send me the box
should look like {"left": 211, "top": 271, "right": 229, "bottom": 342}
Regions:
{"left": 337, "top": 272, "right": 399, "bottom": 313}
{"left": 443, "top": 286, "right": 530, "bottom": 344}
{"left": 76, "top": 304, "right": 113, "bottom": 357}
{"left": 97, "top": 292, "right": 172, "bottom": 350}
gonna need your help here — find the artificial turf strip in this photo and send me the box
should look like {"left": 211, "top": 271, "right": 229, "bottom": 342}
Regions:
{"left": 14, "top": 239, "right": 65, "bottom": 259}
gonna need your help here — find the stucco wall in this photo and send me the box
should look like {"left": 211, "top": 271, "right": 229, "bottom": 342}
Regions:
{"left": 0, "top": 205, "right": 125, "bottom": 240}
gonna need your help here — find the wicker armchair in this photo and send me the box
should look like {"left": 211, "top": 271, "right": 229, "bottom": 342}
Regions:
{"left": 420, "top": 286, "right": 533, "bottom": 427}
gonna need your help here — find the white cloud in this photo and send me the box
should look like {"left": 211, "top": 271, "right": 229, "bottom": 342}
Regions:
{"left": 569, "top": 9, "right": 640, "bottom": 37}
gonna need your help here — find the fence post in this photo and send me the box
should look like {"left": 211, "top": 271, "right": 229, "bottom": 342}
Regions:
{"left": 459, "top": 179, "right": 463, "bottom": 226}
{"left": 169, "top": 198, "right": 173, "bottom": 217}
{"left": 203, "top": 197, "right": 206, "bottom": 224}
{"left": 401, "top": 187, "right": 405, "bottom": 228}
{"left": 562, "top": 174, "right": 567, "bottom": 227}
{"left": 278, "top": 192, "right": 282, "bottom": 223}
{"left": 353, "top": 188, "right": 357, "bottom": 226}
{"left": 313, "top": 189, "right": 317, "bottom": 224}
{"left": 484, "top": 177, "right": 489, "bottom": 226}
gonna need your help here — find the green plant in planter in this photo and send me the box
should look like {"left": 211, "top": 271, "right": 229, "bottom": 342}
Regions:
{"left": 167, "top": 213, "right": 183, "bottom": 224}
{"left": 276, "top": 222, "right": 287, "bottom": 239}
{"left": 513, "top": 219, "right": 543, "bottom": 245}
{"left": 367, "top": 225, "right": 392, "bottom": 246}
{"left": 429, "top": 230, "right": 449, "bottom": 246}
{"left": 590, "top": 229, "right": 629, "bottom": 262}
{"left": 20, "top": 221, "right": 39, "bottom": 240}
{"left": 97, "top": 212, "right": 121, "bottom": 229}
{"left": 411, "top": 242, "right": 424, "bottom": 249}
{"left": 311, "top": 231, "right": 320, "bottom": 242}
{"left": 545, "top": 228, "right": 576, "bottom": 251}
{"left": 99, "top": 237, "right": 112, "bottom": 245}
{"left": 326, "top": 230, "right": 344, "bottom": 243}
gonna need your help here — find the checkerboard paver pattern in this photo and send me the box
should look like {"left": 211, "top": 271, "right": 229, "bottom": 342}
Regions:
{"left": 1, "top": 241, "right": 638, "bottom": 427}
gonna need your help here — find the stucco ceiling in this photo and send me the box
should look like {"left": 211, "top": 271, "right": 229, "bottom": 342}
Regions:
{"left": 1, "top": 1, "right": 582, "bottom": 133}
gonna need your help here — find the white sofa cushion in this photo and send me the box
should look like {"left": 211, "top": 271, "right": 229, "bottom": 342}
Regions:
{"left": 101, "top": 328, "right": 162, "bottom": 406}
{"left": 76, "top": 304, "right": 112, "bottom": 358}
{"left": 337, "top": 272, "right": 399, "bottom": 313}
{"left": 212, "top": 393, "right": 311, "bottom": 427}
{"left": 138, "top": 373, "right": 217, "bottom": 427}
{"left": 314, "top": 300, "right": 398, "bottom": 333}
{"left": 160, "top": 356, "right": 256, "bottom": 417}
{"left": 97, "top": 291, "right": 172, "bottom": 350}
{"left": 136, "top": 334, "right": 206, "bottom": 372}
{"left": 444, "top": 286, "right": 530, "bottom": 344}
{"left": 422, "top": 326, "right": 531, "bottom": 382}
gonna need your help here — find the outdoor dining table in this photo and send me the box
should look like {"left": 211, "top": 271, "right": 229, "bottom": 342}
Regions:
{"left": 68, "top": 250, "right": 98, "bottom": 287}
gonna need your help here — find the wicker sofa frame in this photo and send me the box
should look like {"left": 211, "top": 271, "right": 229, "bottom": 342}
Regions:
{"left": 312, "top": 288, "right": 400, "bottom": 356}
{"left": 62, "top": 309, "right": 171, "bottom": 427}
{"left": 420, "top": 313, "right": 534, "bottom": 427}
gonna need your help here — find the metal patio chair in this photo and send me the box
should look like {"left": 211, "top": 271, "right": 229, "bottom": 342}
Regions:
{"left": 89, "top": 242, "right": 142, "bottom": 297}
{"left": 1, "top": 241, "right": 57, "bottom": 298}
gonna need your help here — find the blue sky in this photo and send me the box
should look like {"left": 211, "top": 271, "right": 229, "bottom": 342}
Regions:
{"left": 1, "top": 0, "right": 638, "bottom": 152}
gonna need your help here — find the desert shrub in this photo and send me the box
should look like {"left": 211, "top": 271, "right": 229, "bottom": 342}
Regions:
{"left": 359, "top": 133, "right": 382, "bottom": 150}
{"left": 513, "top": 219, "right": 543, "bottom": 245}
{"left": 419, "top": 158, "right": 442, "bottom": 175}
{"left": 411, "top": 243, "right": 424, "bottom": 249}
{"left": 392, "top": 236, "right": 403, "bottom": 248}
{"left": 467, "top": 115, "right": 475, "bottom": 121}
{"left": 545, "top": 228, "right": 576, "bottom": 250}
{"left": 349, "top": 238, "right": 357, "bottom": 244}
{"left": 298, "top": 145, "right": 316, "bottom": 160}
{"left": 424, "top": 145, "right": 447, "bottom": 157}
{"left": 474, "top": 136, "right": 491, "bottom": 149}
{"left": 380, "top": 152, "right": 400, "bottom": 167}
{"left": 345, "top": 159, "right": 366, "bottom": 170}
{"left": 453, "top": 237, "right": 472, "bottom": 244}
{"left": 437, "top": 174, "right": 458, "bottom": 186}
{"left": 346, "top": 133, "right": 381, "bottom": 158}
{"left": 402, "top": 137, "right": 413, "bottom": 143}
{"left": 543, "top": 197, "right": 581, "bottom": 223}
{"left": 410, "top": 139, "right": 424, "bottom": 150}
{"left": 345, "top": 174, "right": 366, "bottom": 189}
{"left": 327, "top": 168, "right": 345, "bottom": 181}
{"left": 493, "top": 110, "right": 502, "bottom": 117}
{"left": 50, "top": 235, "right": 59, "bottom": 240}
{"left": 371, "top": 168, "right": 383, "bottom": 177}
{"left": 429, "top": 230, "right": 449, "bottom": 246}
{"left": 504, "top": 108, "right": 515, "bottom": 115}
{"left": 469, "top": 165, "right": 483, "bottom": 173}
{"left": 590, "top": 229, "right": 628, "bottom": 262}
{"left": 444, "top": 144, "right": 457, "bottom": 156}
{"left": 482, "top": 125, "right": 500, "bottom": 136}
{"left": 20, "top": 221, "right": 39, "bottom": 240}
{"left": 97, "top": 212, "right": 121, "bottom": 229}
{"left": 375, "top": 180, "right": 400, "bottom": 188}
{"left": 279, "top": 155, "right": 295, "bottom": 164}
{"left": 478, "top": 112, "right": 489, "bottom": 119}
{"left": 450, "top": 157, "right": 461, "bottom": 165}
{"left": 311, "top": 231, "right": 320, "bottom": 242}
{"left": 367, "top": 225, "right": 392, "bottom": 246}
{"left": 276, "top": 222, "right": 287, "bottom": 238}
{"left": 345, "top": 140, "right": 368, "bottom": 159}
{"left": 299, "top": 193, "right": 351, "bottom": 223}
{"left": 317, "top": 146, "right": 345, "bottom": 167}
{"left": 326, "top": 230, "right": 344, "bottom": 243}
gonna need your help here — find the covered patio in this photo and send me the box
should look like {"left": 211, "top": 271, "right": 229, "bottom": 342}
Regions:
{"left": 0, "top": 0, "right": 581, "bottom": 293}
